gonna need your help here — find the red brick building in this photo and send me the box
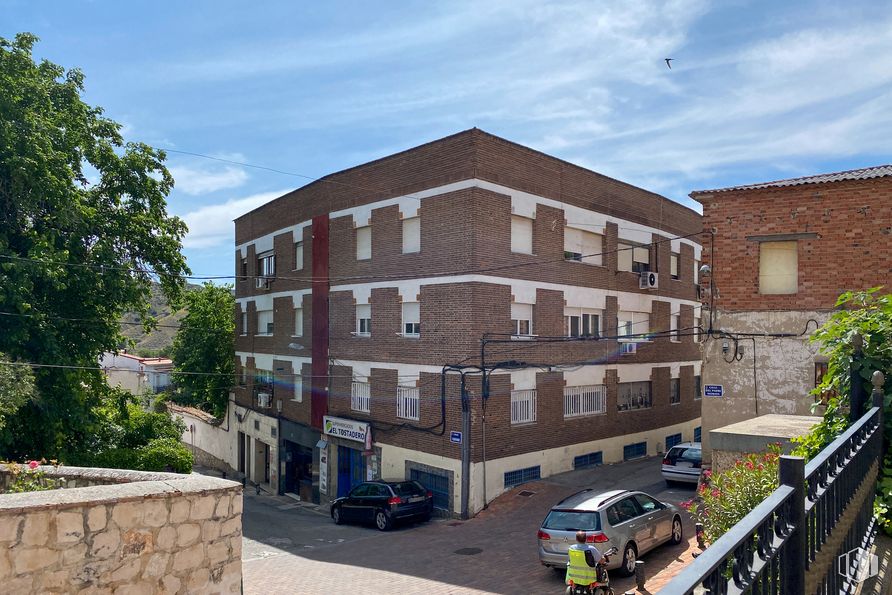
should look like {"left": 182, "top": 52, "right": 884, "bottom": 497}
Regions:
{"left": 232, "top": 129, "right": 703, "bottom": 516}
{"left": 692, "top": 165, "right": 892, "bottom": 459}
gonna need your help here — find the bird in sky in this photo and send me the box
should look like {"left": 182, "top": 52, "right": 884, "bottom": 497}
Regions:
{"left": 665, "top": 58, "right": 673, "bottom": 69}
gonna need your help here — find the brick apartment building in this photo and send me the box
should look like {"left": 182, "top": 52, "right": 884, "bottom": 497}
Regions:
{"left": 232, "top": 129, "right": 703, "bottom": 516}
{"left": 692, "top": 165, "right": 892, "bottom": 459}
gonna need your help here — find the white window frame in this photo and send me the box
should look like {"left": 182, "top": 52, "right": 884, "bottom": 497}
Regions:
{"left": 293, "top": 307, "right": 303, "bottom": 337}
{"left": 293, "top": 375, "right": 303, "bottom": 403}
{"left": 258, "top": 251, "right": 276, "bottom": 278}
{"left": 240, "top": 311, "right": 247, "bottom": 336}
{"left": 396, "top": 386, "right": 420, "bottom": 421}
{"left": 617, "top": 311, "right": 649, "bottom": 341}
{"left": 511, "top": 303, "right": 534, "bottom": 339}
{"left": 510, "top": 215, "right": 534, "bottom": 255}
{"left": 351, "top": 381, "right": 370, "bottom": 413}
{"left": 671, "top": 314, "right": 680, "bottom": 342}
{"left": 510, "top": 389, "right": 537, "bottom": 424}
{"left": 402, "top": 302, "right": 420, "bottom": 337}
{"left": 759, "top": 241, "right": 798, "bottom": 295}
{"left": 256, "top": 309, "right": 274, "bottom": 336}
{"left": 356, "top": 225, "right": 371, "bottom": 261}
{"left": 670, "top": 253, "right": 679, "bottom": 280}
{"left": 563, "top": 385, "right": 606, "bottom": 418}
{"left": 564, "top": 228, "right": 603, "bottom": 266}
{"left": 565, "top": 308, "right": 601, "bottom": 338}
{"left": 402, "top": 217, "right": 420, "bottom": 254}
{"left": 294, "top": 241, "right": 304, "bottom": 270}
{"left": 356, "top": 304, "right": 371, "bottom": 336}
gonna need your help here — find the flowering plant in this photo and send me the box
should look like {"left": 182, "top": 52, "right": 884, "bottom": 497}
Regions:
{"left": 684, "top": 444, "right": 782, "bottom": 545}
{"left": 3, "top": 460, "right": 63, "bottom": 493}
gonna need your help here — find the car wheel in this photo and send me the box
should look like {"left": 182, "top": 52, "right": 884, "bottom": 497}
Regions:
{"left": 620, "top": 542, "right": 637, "bottom": 577}
{"left": 420, "top": 512, "right": 432, "bottom": 523}
{"left": 331, "top": 506, "right": 343, "bottom": 525}
{"left": 375, "top": 509, "right": 393, "bottom": 531}
{"left": 665, "top": 479, "right": 675, "bottom": 488}
{"left": 670, "top": 515, "right": 684, "bottom": 545}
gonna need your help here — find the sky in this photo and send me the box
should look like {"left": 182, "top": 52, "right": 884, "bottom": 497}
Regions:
{"left": 4, "top": 0, "right": 892, "bottom": 278}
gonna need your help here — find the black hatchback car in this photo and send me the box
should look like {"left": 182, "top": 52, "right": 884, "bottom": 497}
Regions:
{"left": 331, "top": 480, "right": 434, "bottom": 531}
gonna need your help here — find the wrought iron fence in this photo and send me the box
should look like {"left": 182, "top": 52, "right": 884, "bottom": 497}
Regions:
{"left": 662, "top": 373, "right": 884, "bottom": 595}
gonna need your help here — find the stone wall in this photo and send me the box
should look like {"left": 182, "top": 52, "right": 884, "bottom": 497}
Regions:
{"left": 0, "top": 466, "right": 242, "bottom": 594}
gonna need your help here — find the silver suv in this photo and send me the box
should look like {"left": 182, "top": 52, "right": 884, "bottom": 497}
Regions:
{"left": 537, "top": 489, "right": 683, "bottom": 576}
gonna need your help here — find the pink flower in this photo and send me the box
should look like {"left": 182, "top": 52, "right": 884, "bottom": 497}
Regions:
{"left": 703, "top": 470, "right": 712, "bottom": 479}
{"left": 711, "top": 489, "right": 721, "bottom": 498}
{"left": 745, "top": 461, "right": 755, "bottom": 470}
{"left": 757, "top": 464, "right": 764, "bottom": 471}
{"left": 27, "top": 461, "right": 39, "bottom": 470}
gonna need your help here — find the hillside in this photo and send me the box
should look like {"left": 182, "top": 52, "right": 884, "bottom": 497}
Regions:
{"left": 119, "top": 283, "right": 195, "bottom": 355}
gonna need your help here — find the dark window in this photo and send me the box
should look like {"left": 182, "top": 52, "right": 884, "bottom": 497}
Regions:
{"left": 634, "top": 494, "right": 663, "bottom": 513}
{"left": 694, "top": 427, "right": 702, "bottom": 442}
{"left": 665, "top": 446, "right": 701, "bottom": 465}
{"left": 349, "top": 483, "right": 371, "bottom": 497}
{"left": 694, "top": 375, "right": 702, "bottom": 400}
{"left": 542, "top": 510, "right": 601, "bottom": 531}
{"left": 610, "top": 497, "right": 643, "bottom": 523}
{"left": 573, "top": 452, "right": 603, "bottom": 469}
{"left": 670, "top": 378, "right": 680, "bottom": 404}
{"left": 391, "top": 481, "right": 425, "bottom": 497}
{"left": 504, "top": 465, "right": 540, "bottom": 488}
{"left": 618, "top": 381, "right": 652, "bottom": 411}
{"left": 240, "top": 258, "right": 248, "bottom": 281}
{"left": 410, "top": 469, "right": 449, "bottom": 511}
{"left": 623, "top": 442, "right": 647, "bottom": 461}
{"left": 665, "top": 433, "right": 683, "bottom": 450}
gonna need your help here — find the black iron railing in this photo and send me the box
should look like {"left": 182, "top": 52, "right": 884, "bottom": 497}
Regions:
{"left": 662, "top": 374, "right": 884, "bottom": 595}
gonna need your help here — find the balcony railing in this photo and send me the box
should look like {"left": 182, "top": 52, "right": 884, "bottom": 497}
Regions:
{"left": 510, "top": 389, "right": 537, "bottom": 424}
{"left": 564, "top": 385, "right": 606, "bottom": 418}
{"left": 397, "top": 386, "right": 419, "bottom": 421}
{"left": 351, "top": 381, "right": 370, "bottom": 413}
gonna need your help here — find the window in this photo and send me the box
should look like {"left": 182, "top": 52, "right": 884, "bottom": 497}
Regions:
{"left": 356, "top": 226, "right": 371, "bottom": 260}
{"left": 665, "top": 433, "right": 682, "bottom": 450}
{"left": 402, "top": 217, "right": 420, "bottom": 253}
{"left": 258, "top": 251, "right": 275, "bottom": 278}
{"left": 293, "top": 308, "right": 303, "bottom": 337}
{"left": 356, "top": 304, "right": 371, "bottom": 336}
{"left": 694, "top": 426, "right": 702, "bottom": 442}
{"left": 511, "top": 303, "right": 533, "bottom": 338}
{"left": 293, "top": 376, "right": 302, "bottom": 402}
{"left": 564, "top": 228, "right": 602, "bottom": 265}
{"left": 351, "top": 381, "right": 370, "bottom": 413}
{"left": 510, "top": 389, "right": 537, "bottom": 424}
{"left": 694, "top": 375, "right": 702, "bottom": 400}
{"left": 618, "top": 381, "right": 652, "bottom": 411}
{"left": 759, "top": 241, "right": 797, "bottom": 294}
{"left": 694, "top": 259, "right": 701, "bottom": 283}
{"left": 617, "top": 243, "right": 633, "bottom": 272}
{"left": 511, "top": 215, "right": 533, "bottom": 254}
{"left": 671, "top": 253, "right": 679, "bottom": 280}
{"left": 504, "top": 465, "right": 540, "bottom": 488}
{"left": 623, "top": 442, "right": 647, "bottom": 461}
{"left": 254, "top": 370, "right": 273, "bottom": 394}
{"left": 397, "top": 386, "right": 419, "bottom": 420}
{"left": 402, "top": 302, "right": 420, "bottom": 337}
{"left": 240, "top": 258, "right": 248, "bottom": 282}
{"left": 573, "top": 451, "right": 603, "bottom": 469}
{"left": 632, "top": 245, "right": 651, "bottom": 273}
{"left": 256, "top": 309, "right": 273, "bottom": 335}
{"left": 564, "top": 385, "right": 606, "bottom": 418}
{"left": 294, "top": 241, "right": 304, "bottom": 270}
{"left": 240, "top": 311, "right": 247, "bottom": 336}
{"left": 671, "top": 315, "right": 680, "bottom": 342}
{"left": 238, "top": 366, "right": 247, "bottom": 386}
{"left": 670, "top": 378, "right": 680, "bottom": 404}
{"left": 634, "top": 493, "right": 663, "bottom": 514}
{"left": 565, "top": 308, "right": 600, "bottom": 338}
{"left": 617, "top": 311, "right": 649, "bottom": 340}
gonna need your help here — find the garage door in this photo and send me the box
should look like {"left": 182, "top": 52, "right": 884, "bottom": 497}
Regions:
{"left": 410, "top": 469, "right": 450, "bottom": 512}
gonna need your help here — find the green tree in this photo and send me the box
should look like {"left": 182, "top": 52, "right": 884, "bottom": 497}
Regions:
{"left": 169, "top": 283, "right": 235, "bottom": 417}
{"left": 0, "top": 353, "right": 35, "bottom": 430}
{"left": 0, "top": 33, "right": 189, "bottom": 459}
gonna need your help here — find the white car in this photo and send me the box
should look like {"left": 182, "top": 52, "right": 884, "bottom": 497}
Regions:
{"left": 661, "top": 442, "right": 702, "bottom": 485}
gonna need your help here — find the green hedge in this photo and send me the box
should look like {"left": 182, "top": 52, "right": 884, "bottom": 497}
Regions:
{"left": 92, "top": 438, "right": 193, "bottom": 474}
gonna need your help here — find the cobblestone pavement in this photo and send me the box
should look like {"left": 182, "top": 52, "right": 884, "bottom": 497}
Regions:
{"left": 241, "top": 456, "right": 700, "bottom": 594}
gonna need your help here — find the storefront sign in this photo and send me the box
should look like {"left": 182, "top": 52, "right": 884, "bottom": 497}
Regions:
{"left": 323, "top": 416, "right": 370, "bottom": 445}
{"left": 319, "top": 446, "right": 328, "bottom": 495}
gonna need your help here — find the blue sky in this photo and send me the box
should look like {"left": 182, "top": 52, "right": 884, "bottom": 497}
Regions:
{"left": 4, "top": 0, "right": 891, "bottom": 278}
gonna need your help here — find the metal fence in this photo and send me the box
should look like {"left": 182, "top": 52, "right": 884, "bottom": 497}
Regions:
{"left": 397, "top": 386, "right": 420, "bottom": 420}
{"left": 350, "top": 381, "right": 370, "bottom": 413}
{"left": 564, "top": 384, "right": 606, "bottom": 418}
{"left": 662, "top": 373, "right": 884, "bottom": 595}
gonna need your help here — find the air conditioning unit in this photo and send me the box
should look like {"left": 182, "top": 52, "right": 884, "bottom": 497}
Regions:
{"left": 257, "top": 392, "right": 271, "bottom": 408}
{"left": 620, "top": 342, "right": 637, "bottom": 355}
{"left": 639, "top": 271, "right": 658, "bottom": 290}
{"left": 255, "top": 277, "right": 271, "bottom": 290}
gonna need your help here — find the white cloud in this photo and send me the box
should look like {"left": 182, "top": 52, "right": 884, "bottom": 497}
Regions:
{"left": 181, "top": 190, "right": 291, "bottom": 249}
{"left": 168, "top": 165, "right": 249, "bottom": 196}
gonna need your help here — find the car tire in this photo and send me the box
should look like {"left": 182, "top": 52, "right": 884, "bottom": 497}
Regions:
{"left": 420, "top": 512, "right": 432, "bottom": 523}
{"left": 375, "top": 509, "right": 393, "bottom": 531}
{"left": 332, "top": 506, "right": 343, "bottom": 525}
{"left": 665, "top": 479, "right": 675, "bottom": 488}
{"left": 670, "top": 515, "right": 684, "bottom": 545}
{"left": 619, "top": 542, "right": 637, "bottom": 577}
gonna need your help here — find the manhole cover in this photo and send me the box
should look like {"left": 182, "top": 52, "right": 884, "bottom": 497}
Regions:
{"left": 454, "top": 547, "right": 483, "bottom": 556}
{"left": 517, "top": 490, "right": 536, "bottom": 498}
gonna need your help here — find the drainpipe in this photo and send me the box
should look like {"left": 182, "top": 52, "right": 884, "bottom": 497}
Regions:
{"left": 460, "top": 374, "right": 470, "bottom": 519}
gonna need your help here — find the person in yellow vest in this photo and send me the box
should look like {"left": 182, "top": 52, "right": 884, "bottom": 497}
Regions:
{"left": 566, "top": 530, "right": 606, "bottom": 588}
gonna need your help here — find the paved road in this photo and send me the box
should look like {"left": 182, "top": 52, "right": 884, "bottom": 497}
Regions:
{"left": 241, "top": 456, "right": 698, "bottom": 594}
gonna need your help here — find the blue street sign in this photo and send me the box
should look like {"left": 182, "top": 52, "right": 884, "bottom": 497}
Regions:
{"left": 450, "top": 431, "right": 462, "bottom": 444}
{"left": 704, "top": 384, "right": 724, "bottom": 397}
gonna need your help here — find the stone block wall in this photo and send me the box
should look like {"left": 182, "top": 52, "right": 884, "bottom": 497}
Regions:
{"left": 0, "top": 466, "right": 242, "bottom": 594}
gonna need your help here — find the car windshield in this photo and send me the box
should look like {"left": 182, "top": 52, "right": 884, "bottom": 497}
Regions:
{"left": 542, "top": 510, "right": 601, "bottom": 531}
{"left": 666, "top": 447, "right": 701, "bottom": 464}
{"left": 391, "top": 481, "right": 425, "bottom": 497}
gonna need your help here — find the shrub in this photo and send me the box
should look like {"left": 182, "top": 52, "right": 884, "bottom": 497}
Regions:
{"left": 136, "top": 438, "right": 193, "bottom": 474}
{"left": 685, "top": 444, "right": 782, "bottom": 545}
{"left": 3, "top": 460, "right": 64, "bottom": 493}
